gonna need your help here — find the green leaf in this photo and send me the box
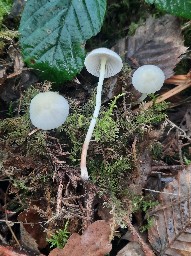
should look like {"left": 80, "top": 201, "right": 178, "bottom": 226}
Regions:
{"left": 19, "top": 0, "right": 106, "bottom": 83}
{"left": 145, "top": 0, "right": 191, "bottom": 19}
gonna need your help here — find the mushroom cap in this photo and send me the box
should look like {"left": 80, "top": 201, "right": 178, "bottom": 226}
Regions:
{"left": 84, "top": 48, "right": 123, "bottom": 78}
{"left": 132, "top": 65, "right": 165, "bottom": 94}
{"left": 29, "top": 92, "right": 69, "bottom": 130}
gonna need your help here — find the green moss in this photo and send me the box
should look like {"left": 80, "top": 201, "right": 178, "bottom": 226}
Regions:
{"left": 94, "top": 94, "right": 123, "bottom": 142}
{"left": 0, "top": 87, "right": 47, "bottom": 156}
{"left": 90, "top": 156, "right": 132, "bottom": 195}
{"left": 150, "top": 141, "right": 163, "bottom": 159}
{"left": 0, "top": 0, "right": 12, "bottom": 27}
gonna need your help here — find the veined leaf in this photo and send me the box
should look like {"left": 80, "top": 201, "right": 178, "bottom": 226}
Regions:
{"left": 145, "top": 0, "right": 191, "bottom": 19}
{"left": 19, "top": 0, "right": 106, "bottom": 83}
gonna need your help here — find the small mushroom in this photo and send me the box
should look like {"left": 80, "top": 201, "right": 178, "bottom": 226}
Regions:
{"left": 81, "top": 48, "right": 123, "bottom": 180}
{"left": 29, "top": 91, "right": 69, "bottom": 130}
{"left": 132, "top": 65, "right": 165, "bottom": 101}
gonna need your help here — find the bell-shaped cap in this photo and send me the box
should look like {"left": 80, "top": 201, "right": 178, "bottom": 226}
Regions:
{"left": 84, "top": 48, "right": 123, "bottom": 78}
{"left": 132, "top": 65, "right": 165, "bottom": 94}
{"left": 30, "top": 92, "right": 69, "bottom": 130}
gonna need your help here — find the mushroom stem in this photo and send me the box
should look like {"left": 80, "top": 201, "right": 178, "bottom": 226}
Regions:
{"left": 80, "top": 56, "right": 107, "bottom": 180}
{"left": 138, "top": 93, "right": 148, "bottom": 102}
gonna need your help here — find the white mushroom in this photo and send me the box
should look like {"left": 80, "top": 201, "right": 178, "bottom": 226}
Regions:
{"left": 132, "top": 65, "right": 165, "bottom": 101}
{"left": 30, "top": 91, "right": 69, "bottom": 130}
{"left": 80, "top": 48, "right": 123, "bottom": 180}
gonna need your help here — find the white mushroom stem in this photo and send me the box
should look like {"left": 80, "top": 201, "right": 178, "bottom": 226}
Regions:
{"left": 80, "top": 56, "right": 107, "bottom": 180}
{"left": 138, "top": 93, "right": 148, "bottom": 102}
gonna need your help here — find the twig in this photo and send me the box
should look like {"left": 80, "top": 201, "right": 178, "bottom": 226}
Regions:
{"left": 56, "top": 179, "right": 63, "bottom": 215}
{"left": 151, "top": 165, "right": 181, "bottom": 172}
{"left": 143, "top": 82, "right": 191, "bottom": 110}
{"left": 83, "top": 182, "right": 98, "bottom": 230}
{"left": 143, "top": 188, "right": 178, "bottom": 196}
{"left": 123, "top": 215, "right": 155, "bottom": 256}
{"left": 166, "top": 119, "right": 191, "bottom": 142}
{"left": 4, "top": 184, "right": 21, "bottom": 248}
{"left": 142, "top": 73, "right": 191, "bottom": 110}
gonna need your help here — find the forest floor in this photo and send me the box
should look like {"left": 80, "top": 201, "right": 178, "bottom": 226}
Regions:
{"left": 1, "top": 1, "right": 191, "bottom": 256}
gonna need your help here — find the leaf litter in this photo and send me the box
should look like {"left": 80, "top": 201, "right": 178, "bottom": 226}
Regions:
{"left": 148, "top": 164, "right": 191, "bottom": 255}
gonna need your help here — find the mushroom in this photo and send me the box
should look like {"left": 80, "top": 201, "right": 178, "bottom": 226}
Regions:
{"left": 30, "top": 91, "right": 69, "bottom": 130}
{"left": 80, "top": 48, "right": 123, "bottom": 180}
{"left": 132, "top": 65, "right": 165, "bottom": 101}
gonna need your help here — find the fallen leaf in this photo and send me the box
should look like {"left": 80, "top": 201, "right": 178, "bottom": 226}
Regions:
{"left": 18, "top": 205, "right": 48, "bottom": 250}
{"left": 127, "top": 15, "right": 187, "bottom": 78}
{"left": 0, "top": 246, "right": 27, "bottom": 256}
{"left": 148, "top": 164, "right": 191, "bottom": 255}
{"left": 116, "top": 242, "right": 145, "bottom": 256}
{"left": 113, "top": 15, "right": 187, "bottom": 79}
{"left": 48, "top": 220, "right": 112, "bottom": 256}
{"left": 0, "top": 246, "right": 45, "bottom": 256}
{"left": 8, "top": 45, "right": 24, "bottom": 74}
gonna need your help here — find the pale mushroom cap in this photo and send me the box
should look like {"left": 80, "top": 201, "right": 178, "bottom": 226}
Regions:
{"left": 132, "top": 65, "right": 165, "bottom": 94}
{"left": 29, "top": 92, "right": 69, "bottom": 130}
{"left": 84, "top": 48, "right": 123, "bottom": 78}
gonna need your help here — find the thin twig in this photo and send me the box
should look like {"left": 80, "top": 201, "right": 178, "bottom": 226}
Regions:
{"left": 4, "top": 184, "right": 21, "bottom": 248}
{"left": 166, "top": 119, "right": 191, "bottom": 142}
{"left": 123, "top": 215, "right": 155, "bottom": 256}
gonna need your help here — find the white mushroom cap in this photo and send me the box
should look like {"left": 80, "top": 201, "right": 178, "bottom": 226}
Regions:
{"left": 132, "top": 65, "right": 165, "bottom": 94}
{"left": 29, "top": 92, "right": 69, "bottom": 130}
{"left": 84, "top": 48, "right": 123, "bottom": 78}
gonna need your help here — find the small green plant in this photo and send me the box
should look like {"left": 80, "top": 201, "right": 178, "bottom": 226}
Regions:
{"left": 47, "top": 220, "right": 70, "bottom": 248}
{"left": 183, "top": 156, "right": 191, "bottom": 165}
{"left": 12, "top": 179, "right": 28, "bottom": 191}
{"left": 132, "top": 194, "right": 159, "bottom": 213}
{"left": 140, "top": 216, "right": 154, "bottom": 232}
{"left": 131, "top": 194, "right": 159, "bottom": 232}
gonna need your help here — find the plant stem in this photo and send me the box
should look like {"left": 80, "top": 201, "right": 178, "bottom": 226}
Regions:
{"left": 80, "top": 56, "right": 107, "bottom": 180}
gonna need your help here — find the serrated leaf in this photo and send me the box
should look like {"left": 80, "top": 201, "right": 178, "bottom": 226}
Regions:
{"left": 19, "top": 0, "right": 106, "bottom": 83}
{"left": 145, "top": 0, "right": 191, "bottom": 19}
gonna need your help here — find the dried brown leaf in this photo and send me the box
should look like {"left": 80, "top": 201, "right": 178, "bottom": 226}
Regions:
{"left": 18, "top": 207, "right": 48, "bottom": 250}
{"left": 0, "top": 246, "right": 45, "bottom": 256}
{"left": 148, "top": 164, "right": 191, "bottom": 255}
{"left": 113, "top": 15, "right": 187, "bottom": 79}
{"left": 116, "top": 242, "right": 145, "bottom": 256}
{"left": 48, "top": 220, "right": 112, "bottom": 256}
{"left": 0, "top": 246, "right": 27, "bottom": 256}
